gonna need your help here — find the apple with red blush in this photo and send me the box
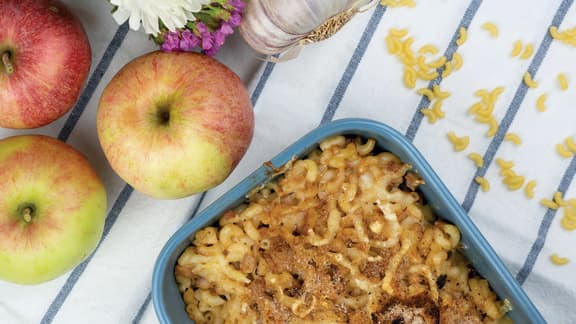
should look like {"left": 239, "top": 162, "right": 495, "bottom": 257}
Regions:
{"left": 0, "top": 0, "right": 91, "bottom": 129}
{"left": 97, "top": 52, "right": 254, "bottom": 199}
{"left": 0, "top": 135, "right": 107, "bottom": 284}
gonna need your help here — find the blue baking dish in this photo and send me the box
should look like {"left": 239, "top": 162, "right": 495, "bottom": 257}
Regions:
{"left": 152, "top": 118, "right": 545, "bottom": 323}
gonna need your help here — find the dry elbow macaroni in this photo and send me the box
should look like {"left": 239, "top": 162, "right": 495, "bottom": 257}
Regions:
{"left": 496, "top": 158, "right": 525, "bottom": 191}
{"left": 381, "top": 0, "right": 416, "bottom": 7}
{"left": 519, "top": 43, "right": 534, "bottom": 60}
{"left": 550, "top": 25, "right": 576, "bottom": 47}
{"left": 561, "top": 200, "right": 576, "bottom": 231}
{"left": 475, "top": 176, "right": 490, "bottom": 192}
{"left": 511, "top": 40, "right": 523, "bottom": 57}
{"left": 556, "top": 137, "right": 576, "bottom": 158}
{"left": 524, "top": 180, "right": 537, "bottom": 200}
{"left": 481, "top": 22, "right": 499, "bottom": 38}
{"left": 558, "top": 73, "right": 569, "bottom": 91}
{"left": 523, "top": 72, "right": 538, "bottom": 88}
{"left": 541, "top": 198, "right": 559, "bottom": 210}
{"left": 550, "top": 254, "right": 570, "bottom": 265}
{"left": 447, "top": 131, "right": 470, "bottom": 152}
{"left": 456, "top": 27, "right": 468, "bottom": 46}
{"left": 452, "top": 52, "right": 463, "bottom": 70}
{"left": 504, "top": 133, "right": 522, "bottom": 146}
{"left": 536, "top": 93, "right": 548, "bottom": 112}
{"left": 468, "top": 152, "right": 484, "bottom": 168}
{"left": 175, "top": 136, "right": 509, "bottom": 323}
{"left": 468, "top": 87, "right": 504, "bottom": 137}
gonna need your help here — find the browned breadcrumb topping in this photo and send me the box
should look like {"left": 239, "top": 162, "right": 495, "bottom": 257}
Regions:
{"left": 175, "top": 137, "right": 510, "bottom": 323}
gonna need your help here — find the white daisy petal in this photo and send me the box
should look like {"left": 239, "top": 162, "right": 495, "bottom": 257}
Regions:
{"left": 111, "top": 8, "right": 131, "bottom": 25}
{"left": 111, "top": 0, "right": 205, "bottom": 35}
{"left": 142, "top": 12, "right": 160, "bottom": 35}
{"left": 128, "top": 11, "right": 142, "bottom": 31}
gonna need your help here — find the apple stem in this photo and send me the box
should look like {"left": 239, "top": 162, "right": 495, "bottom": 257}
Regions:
{"left": 2, "top": 51, "right": 14, "bottom": 75}
{"left": 22, "top": 207, "right": 32, "bottom": 223}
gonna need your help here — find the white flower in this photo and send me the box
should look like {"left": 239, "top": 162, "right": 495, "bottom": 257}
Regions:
{"left": 110, "top": 0, "right": 211, "bottom": 36}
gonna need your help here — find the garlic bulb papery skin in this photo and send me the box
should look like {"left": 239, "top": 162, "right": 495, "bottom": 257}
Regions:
{"left": 240, "top": 0, "right": 376, "bottom": 56}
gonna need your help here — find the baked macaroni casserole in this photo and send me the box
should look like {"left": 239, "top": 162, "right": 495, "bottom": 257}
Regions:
{"left": 175, "top": 136, "right": 510, "bottom": 323}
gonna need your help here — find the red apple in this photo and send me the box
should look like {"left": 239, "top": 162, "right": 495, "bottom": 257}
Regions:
{"left": 0, "top": 135, "right": 107, "bottom": 284}
{"left": 0, "top": 0, "right": 91, "bottom": 129}
{"left": 97, "top": 52, "right": 254, "bottom": 199}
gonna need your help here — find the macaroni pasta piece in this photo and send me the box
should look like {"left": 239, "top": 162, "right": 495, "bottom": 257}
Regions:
{"left": 475, "top": 176, "right": 490, "bottom": 192}
{"left": 504, "top": 133, "right": 522, "bottom": 146}
{"left": 557, "top": 73, "right": 569, "bottom": 91}
{"left": 523, "top": 72, "right": 538, "bottom": 88}
{"left": 562, "top": 217, "right": 576, "bottom": 230}
{"left": 441, "top": 61, "right": 453, "bottom": 78}
{"left": 452, "top": 52, "right": 463, "bottom": 70}
{"left": 566, "top": 137, "right": 576, "bottom": 152}
{"left": 486, "top": 118, "right": 499, "bottom": 138}
{"left": 468, "top": 87, "right": 504, "bottom": 138}
{"left": 481, "top": 22, "right": 499, "bottom": 38}
{"left": 428, "top": 56, "right": 447, "bottom": 69}
{"left": 403, "top": 65, "right": 417, "bottom": 89}
{"left": 556, "top": 143, "right": 574, "bottom": 158}
{"left": 496, "top": 158, "right": 514, "bottom": 170}
{"left": 549, "top": 25, "right": 576, "bottom": 47}
{"left": 386, "top": 35, "right": 400, "bottom": 54}
{"left": 468, "top": 152, "right": 484, "bottom": 168}
{"left": 541, "top": 198, "right": 559, "bottom": 210}
{"left": 418, "top": 44, "right": 439, "bottom": 55}
{"left": 519, "top": 43, "right": 534, "bottom": 59}
{"left": 524, "top": 180, "right": 537, "bottom": 199}
{"left": 554, "top": 191, "right": 567, "bottom": 207}
{"left": 381, "top": 0, "right": 416, "bottom": 7}
{"left": 536, "top": 93, "right": 547, "bottom": 112}
{"left": 432, "top": 100, "right": 445, "bottom": 119}
{"left": 420, "top": 108, "right": 438, "bottom": 124}
{"left": 550, "top": 254, "right": 570, "bottom": 265}
{"left": 175, "top": 136, "right": 509, "bottom": 323}
{"left": 456, "top": 27, "right": 468, "bottom": 46}
{"left": 447, "top": 131, "right": 469, "bottom": 152}
{"left": 496, "top": 158, "right": 526, "bottom": 191}
{"left": 417, "top": 87, "right": 435, "bottom": 101}
{"left": 432, "top": 84, "right": 451, "bottom": 99}
{"left": 511, "top": 40, "right": 523, "bottom": 57}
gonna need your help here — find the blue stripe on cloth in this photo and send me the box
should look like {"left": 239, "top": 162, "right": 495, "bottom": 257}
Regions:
{"left": 320, "top": 4, "right": 387, "bottom": 125}
{"left": 41, "top": 185, "right": 134, "bottom": 324}
{"left": 461, "top": 0, "right": 573, "bottom": 212}
{"left": 58, "top": 22, "right": 129, "bottom": 142}
{"left": 404, "top": 0, "right": 482, "bottom": 142}
{"left": 131, "top": 56, "right": 276, "bottom": 323}
{"left": 132, "top": 293, "right": 152, "bottom": 324}
{"left": 516, "top": 156, "right": 576, "bottom": 284}
{"left": 251, "top": 60, "right": 277, "bottom": 106}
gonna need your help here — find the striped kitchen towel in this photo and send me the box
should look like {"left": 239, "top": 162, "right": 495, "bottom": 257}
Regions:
{"left": 1, "top": 0, "right": 575, "bottom": 323}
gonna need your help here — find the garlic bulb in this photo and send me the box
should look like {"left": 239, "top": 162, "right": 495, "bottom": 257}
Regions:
{"left": 240, "top": 0, "right": 378, "bottom": 60}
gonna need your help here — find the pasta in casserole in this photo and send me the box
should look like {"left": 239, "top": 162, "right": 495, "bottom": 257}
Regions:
{"left": 175, "top": 136, "right": 510, "bottom": 323}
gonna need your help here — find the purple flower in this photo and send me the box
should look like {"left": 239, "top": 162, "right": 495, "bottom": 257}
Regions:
{"left": 180, "top": 29, "right": 200, "bottom": 51}
{"left": 196, "top": 22, "right": 208, "bottom": 34}
{"left": 204, "top": 43, "right": 221, "bottom": 56}
{"left": 228, "top": 12, "right": 242, "bottom": 27}
{"left": 161, "top": 31, "right": 180, "bottom": 52}
{"left": 201, "top": 33, "right": 214, "bottom": 51}
{"left": 195, "top": 22, "right": 214, "bottom": 51}
{"left": 219, "top": 22, "right": 234, "bottom": 36}
{"left": 229, "top": 0, "right": 246, "bottom": 11}
{"left": 214, "top": 30, "right": 226, "bottom": 47}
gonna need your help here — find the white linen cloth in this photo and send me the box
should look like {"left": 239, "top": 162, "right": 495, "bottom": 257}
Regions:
{"left": 1, "top": 0, "right": 575, "bottom": 323}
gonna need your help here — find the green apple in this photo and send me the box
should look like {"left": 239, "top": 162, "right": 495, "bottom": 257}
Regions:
{"left": 0, "top": 135, "right": 107, "bottom": 285}
{"left": 97, "top": 51, "right": 254, "bottom": 199}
